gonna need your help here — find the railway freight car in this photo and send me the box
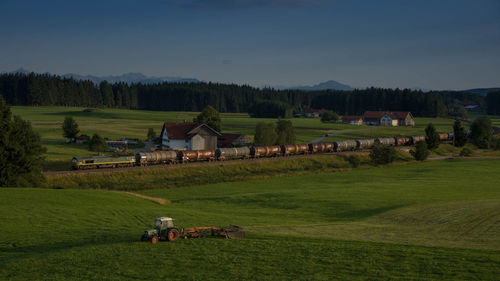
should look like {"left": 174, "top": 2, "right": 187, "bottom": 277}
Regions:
{"left": 250, "top": 146, "right": 281, "bottom": 157}
{"left": 308, "top": 143, "right": 334, "bottom": 153}
{"left": 136, "top": 151, "right": 177, "bottom": 166}
{"left": 395, "top": 137, "right": 411, "bottom": 146}
{"left": 410, "top": 135, "right": 425, "bottom": 144}
{"left": 178, "top": 150, "right": 216, "bottom": 162}
{"left": 215, "top": 147, "right": 251, "bottom": 160}
{"left": 377, "top": 137, "right": 396, "bottom": 146}
{"left": 281, "top": 144, "right": 309, "bottom": 156}
{"left": 356, "top": 139, "right": 375, "bottom": 149}
{"left": 334, "top": 140, "right": 357, "bottom": 152}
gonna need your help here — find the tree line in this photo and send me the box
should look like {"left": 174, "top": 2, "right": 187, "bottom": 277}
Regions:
{"left": 0, "top": 72, "right": 494, "bottom": 118}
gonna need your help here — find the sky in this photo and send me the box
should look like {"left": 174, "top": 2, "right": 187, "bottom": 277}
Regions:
{"left": 1, "top": 0, "right": 499, "bottom": 90}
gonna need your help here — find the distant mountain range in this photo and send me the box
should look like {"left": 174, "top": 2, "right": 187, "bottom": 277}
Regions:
{"left": 459, "top": 88, "right": 500, "bottom": 96}
{"left": 286, "top": 80, "right": 354, "bottom": 91}
{"left": 10, "top": 68, "right": 200, "bottom": 84}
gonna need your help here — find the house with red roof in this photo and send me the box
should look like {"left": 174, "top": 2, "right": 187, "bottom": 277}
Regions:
{"left": 305, "top": 109, "right": 327, "bottom": 118}
{"left": 362, "top": 111, "right": 415, "bottom": 126}
{"left": 341, "top": 116, "right": 363, "bottom": 125}
{"left": 160, "top": 122, "right": 221, "bottom": 150}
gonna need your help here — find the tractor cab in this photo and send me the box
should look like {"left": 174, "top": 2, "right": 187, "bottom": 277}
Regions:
{"left": 155, "top": 217, "right": 174, "bottom": 230}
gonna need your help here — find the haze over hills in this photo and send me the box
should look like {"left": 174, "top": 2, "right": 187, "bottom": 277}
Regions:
{"left": 287, "top": 80, "right": 354, "bottom": 91}
{"left": 9, "top": 68, "right": 200, "bottom": 84}
{"left": 6, "top": 68, "right": 500, "bottom": 94}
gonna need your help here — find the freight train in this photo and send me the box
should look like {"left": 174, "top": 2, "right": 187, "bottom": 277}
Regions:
{"left": 72, "top": 133, "right": 454, "bottom": 169}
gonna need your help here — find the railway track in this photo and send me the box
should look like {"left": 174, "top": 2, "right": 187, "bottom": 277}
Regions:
{"left": 44, "top": 149, "right": 379, "bottom": 177}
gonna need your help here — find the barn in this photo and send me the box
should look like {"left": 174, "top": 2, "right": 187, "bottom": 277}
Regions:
{"left": 160, "top": 122, "right": 221, "bottom": 150}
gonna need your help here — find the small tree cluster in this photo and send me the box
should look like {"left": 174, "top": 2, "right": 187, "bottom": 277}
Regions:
{"left": 147, "top": 128, "right": 156, "bottom": 141}
{"left": 195, "top": 105, "right": 221, "bottom": 132}
{"left": 413, "top": 141, "right": 430, "bottom": 161}
{"left": 425, "top": 123, "right": 440, "bottom": 149}
{"left": 470, "top": 116, "right": 492, "bottom": 148}
{"left": 320, "top": 111, "right": 339, "bottom": 123}
{"left": 453, "top": 120, "right": 467, "bottom": 147}
{"left": 89, "top": 134, "right": 107, "bottom": 152}
{"left": 369, "top": 140, "right": 397, "bottom": 165}
{"left": 62, "top": 116, "right": 80, "bottom": 140}
{"left": 254, "top": 120, "right": 295, "bottom": 146}
{"left": 0, "top": 96, "right": 46, "bottom": 187}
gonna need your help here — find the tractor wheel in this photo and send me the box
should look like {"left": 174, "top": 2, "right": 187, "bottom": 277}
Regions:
{"left": 151, "top": 236, "right": 158, "bottom": 244}
{"left": 167, "top": 229, "right": 179, "bottom": 241}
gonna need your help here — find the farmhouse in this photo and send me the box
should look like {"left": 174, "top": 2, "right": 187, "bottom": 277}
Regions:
{"left": 341, "top": 116, "right": 363, "bottom": 125}
{"left": 305, "top": 109, "right": 327, "bottom": 118}
{"left": 362, "top": 111, "right": 415, "bottom": 126}
{"left": 217, "top": 133, "right": 251, "bottom": 148}
{"left": 161, "top": 122, "right": 221, "bottom": 150}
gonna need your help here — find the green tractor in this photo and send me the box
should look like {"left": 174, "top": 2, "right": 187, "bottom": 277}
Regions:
{"left": 141, "top": 217, "right": 180, "bottom": 243}
{"left": 141, "top": 217, "right": 245, "bottom": 243}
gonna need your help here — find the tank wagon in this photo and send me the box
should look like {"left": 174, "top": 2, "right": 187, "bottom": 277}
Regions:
{"left": 215, "top": 147, "right": 250, "bottom": 160}
{"left": 308, "top": 143, "right": 334, "bottom": 153}
{"left": 356, "top": 139, "right": 375, "bottom": 149}
{"left": 250, "top": 146, "right": 281, "bottom": 157}
{"left": 395, "top": 137, "right": 411, "bottom": 146}
{"left": 410, "top": 135, "right": 425, "bottom": 144}
{"left": 438, "top": 133, "right": 450, "bottom": 142}
{"left": 281, "top": 144, "right": 309, "bottom": 155}
{"left": 377, "top": 137, "right": 396, "bottom": 146}
{"left": 334, "top": 140, "right": 357, "bottom": 152}
{"left": 178, "top": 150, "right": 216, "bottom": 162}
{"left": 136, "top": 151, "right": 177, "bottom": 166}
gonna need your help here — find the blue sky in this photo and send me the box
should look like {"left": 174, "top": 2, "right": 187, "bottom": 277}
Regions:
{"left": 1, "top": 0, "right": 499, "bottom": 90}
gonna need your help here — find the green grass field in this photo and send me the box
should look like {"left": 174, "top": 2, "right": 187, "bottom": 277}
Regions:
{"left": 1, "top": 159, "right": 500, "bottom": 280}
{"left": 11, "top": 106, "right": 461, "bottom": 169}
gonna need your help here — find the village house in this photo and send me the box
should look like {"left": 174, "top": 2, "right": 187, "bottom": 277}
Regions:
{"left": 160, "top": 122, "right": 221, "bottom": 150}
{"left": 341, "top": 116, "right": 363, "bottom": 125}
{"left": 305, "top": 109, "right": 327, "bottom": 118}
{"left": 217, "top": 133, "right": 251, "bottom": 148}
{"left": 74, "top": 135, "right": 90, "bottom": 144}
{"left": 362, "top": 111, "right": 415, "bottom": 126}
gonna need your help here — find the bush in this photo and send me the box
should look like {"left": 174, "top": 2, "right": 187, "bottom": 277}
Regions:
{"left": 470, "top": 116, "right": 492, "bottom": 148}
{"left": 460, "top": 147, "right": 473, "bottom": 157}
{"left": 425, "top": 123, "right": 440, "bottom": 150}
{"left": 275, "top": 120, "right": 295, "bottom": 145}
{"left": 346, "top": 155, "right": 361, "bottom": 168}
{"left": 414, "top": 141, "right": 430, "bottom": 161}
{"left": 321, "top": 111, "right": 339, "bottom": 123}
{"left": 370, "top": 141, "right": 397, "bottom": 165}
{"left": 89, "top": 134, "right": 107, "bottom": 152}
{"left": 493, "top": 138, "right": 500, "bottom": 151}
{"left": 254, "top": 122, "right": 277, "bottom": 146}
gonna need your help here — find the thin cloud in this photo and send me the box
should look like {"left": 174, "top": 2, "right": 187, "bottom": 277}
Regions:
{"left": 165, "top": 0, "right": 327, "bottom": 10}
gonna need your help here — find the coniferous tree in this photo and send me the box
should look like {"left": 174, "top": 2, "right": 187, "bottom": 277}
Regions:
{"left": 470, "top": 116, "right": 492, "bottom": 148}
{"left": 195, "top": 105, "right": 221, "bottom": 132}
{"left": 414, "top": 141, "right": 430, "bottom": 161}
{"left": 254, "top": 122, "right": 277, "bottom": 146}
{"left": 425, "top": 123, "right": 440, "bottom": 149}
{"left": 147, "top": 128, "right": 156, "bottom": 141}
{"left": 453, "top": 120, "right": 467, "bottom": 147}
{"left": 0, "top": 96, "right": 46, "bottom": 187}
{"left": 275, "top": 120, "right": 295, "bottom": 145}
{"left": 62, "top": 116, "right": 80, "bottom": 140}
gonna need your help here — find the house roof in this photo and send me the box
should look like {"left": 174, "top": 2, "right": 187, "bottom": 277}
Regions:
{"left": 218, "top": 133, "right": 248, "bottom": 146}
{"left": 342, "top": 116, "right": 363, "bottom": 122}
{"left": 305, "top": 109, "right": 327, "bottom": 114}
{"left": 162, "top": 122, "right": 221, "bottom": 140}
{"left": 363, "top": 111, "right": 411, "bottom": 119}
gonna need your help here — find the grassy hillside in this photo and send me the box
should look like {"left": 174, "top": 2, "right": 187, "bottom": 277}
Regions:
{"left": 12, "top": 106, "right": 459, "bottom": 170}
{"left": 1, "top": 159, "right": 500, "bottom": 280}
